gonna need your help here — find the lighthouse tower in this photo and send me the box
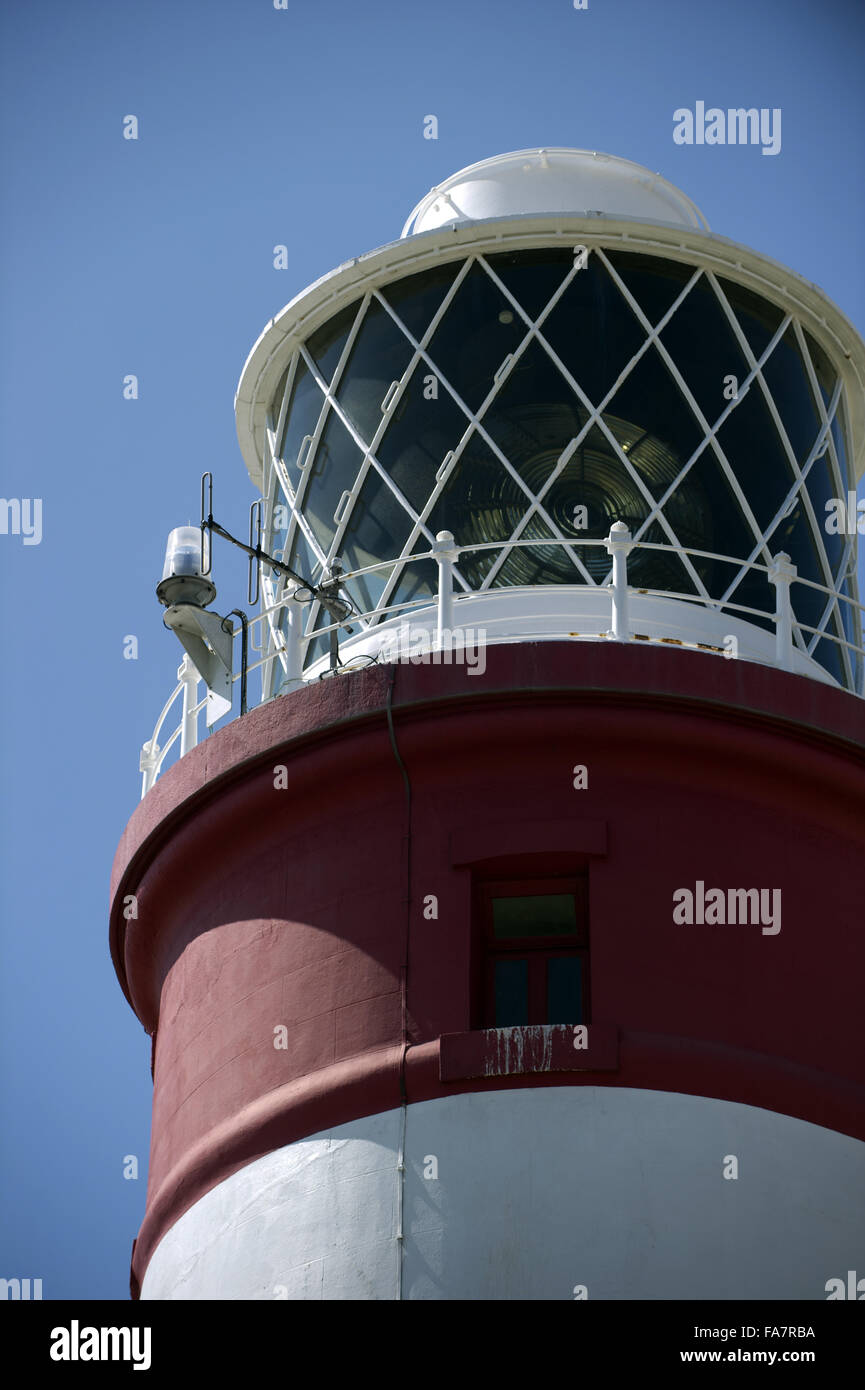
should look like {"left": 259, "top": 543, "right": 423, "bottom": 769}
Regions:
{"left": 111, "top": 150, "right": 865, "bottom": 1301}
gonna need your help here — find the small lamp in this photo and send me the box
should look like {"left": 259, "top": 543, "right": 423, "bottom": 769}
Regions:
{"left": 156, "top": 527, "right": 216, "bottom": 609}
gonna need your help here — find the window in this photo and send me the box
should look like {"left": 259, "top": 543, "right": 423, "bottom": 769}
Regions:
{"left": 477, "top": 877, "right": 589, "bottom": 1027}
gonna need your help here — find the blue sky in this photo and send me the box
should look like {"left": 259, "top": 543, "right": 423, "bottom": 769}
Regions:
{"left": 1, "top": 0, "right": 862, "bottom": 1299}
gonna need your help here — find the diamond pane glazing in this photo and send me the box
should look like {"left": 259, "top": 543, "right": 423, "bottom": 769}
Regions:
{"left": 266, "top": 249, "right": 860, "bottom": 692}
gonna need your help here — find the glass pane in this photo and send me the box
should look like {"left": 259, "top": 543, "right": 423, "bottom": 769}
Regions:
{"left": 493, "top": 515, "right": 576, "bottom": 588}
{"left": 804, "top": 449, "right": 844, "bottom": 578}
{"left": 339, "top": 467, "right": 413, "bottom": 608}
{"left": 537, "top": 422, "right": 651, "bottom": 584}
{"left": 604, "top": 409, "right": 682, "bottom": 505}
{"left": 770, "top": 505, "right": 831, "bottom": 630}
{"left": 270, "top": 365, "right": 289, "bottom": 430}
{"left": 664, "top": 445, "right": 758, "bottom": 591}
{"left": 270, "top": 483, "right": 290, "bottom": 561}
{"left": 715, "top": 277, "right": 785, "bottom": 359}
{"left": 630, "top": 518, "right": 698, "bottom": 597}
{"left": 427, "top": 433, "right": 523, "bottom": 588}
{"left": 376, "top": 363, "right": 471, "bottom": 515}
{"left": 342, "top": 564, "right": 395, "bottom": 622}
{"left": 714, "top": 379, "right": 798, "bottom": 533}
{"left": 830, "top": 409, "right": 851, "bottom": 492}
{"left": 287, "top": 522, "right": 323, "bottom": 587}
{"left": 382, "top": 262, "right": 459, "bottom": 341}
{"left": 279, "top": 358, "right": 326, "bottom": 468}
{"left": 547, "top": 957, "right": 583, "bottom": 1025}
{"left": 803, "top": 330, "right": 837, "bottom": 411}
{"left": 389, "top": 557, "right": 438, "bottom": 614}
{"left": 494, "top": 959, "right": 528, "bottom": 1027}
{"left": 604, "top": 250, "right": 697, "bottom": 328}
{"left": 492, "top": 893, "right": 577, "bottom": 939}
{"left": 723, "top": 566, "right": 775, "bottom": 634}
{"left": 837, "top": 564, "right": 859, "bottom": 652}
{"left": 760, "top": 325, "right": 823, "bottom": 468}
{"left": 303, "top": 605, "right": 333, "bottom": 671}
{"left": 659, "top": 277, "right": 750, "bottom": 427}
{"left": 482, "top": 247, "right": 573, "bottom": 323}
{"left": 336, "top": 298, "right": 416, "bottom": 444}
{"left": 605, "top": 344, "right": 705, "bottom": 493}
{"left": 303, "top": 407, "right": 363, "bottom": 553}
{"left": 427, "top": 260, "right": 527, "bottom": 414}
{"left": 307, "top": 300, "right": 362, "bottom": 386}
{"left": 541, "top": 256, "right": 645, "bottom": 409}
{"left": 274, "top": 529, "right": 323, "bottom": 687}
{"left": 484, "top": 337, "right": 587, "bottom": 492}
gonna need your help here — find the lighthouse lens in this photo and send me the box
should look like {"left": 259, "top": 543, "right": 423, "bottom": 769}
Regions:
{"left": 268, "top": 245, "right": 860, "bottom": 690}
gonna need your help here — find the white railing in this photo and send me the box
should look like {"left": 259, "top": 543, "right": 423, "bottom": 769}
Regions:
{"left": 140, "top": 527, "right": 864, "bottom": 797}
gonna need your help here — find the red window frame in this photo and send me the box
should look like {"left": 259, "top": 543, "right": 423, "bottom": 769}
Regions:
{"left": 477, "top": 876, "right": 590, "bottom": 1027}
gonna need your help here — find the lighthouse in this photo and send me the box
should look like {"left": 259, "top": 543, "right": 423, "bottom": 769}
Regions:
{"left": 111, "top": 149, "right": 865, "bottom": 1300}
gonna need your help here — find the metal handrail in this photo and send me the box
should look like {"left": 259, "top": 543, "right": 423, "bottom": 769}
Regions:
{"left": 140, "top": 529, "right": 863, "bottom": 795}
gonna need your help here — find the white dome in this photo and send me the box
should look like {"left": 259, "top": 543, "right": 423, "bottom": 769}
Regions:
{"left": 401, "top": 148, "right": 709, "bottom": 236}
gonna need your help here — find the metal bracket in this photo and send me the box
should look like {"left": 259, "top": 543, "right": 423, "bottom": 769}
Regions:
{"left": 163, "top": 604, "right": 233, "bottom": 725}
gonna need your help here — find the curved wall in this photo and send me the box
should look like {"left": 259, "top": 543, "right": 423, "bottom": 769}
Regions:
{"left": 140, "top": 1089, "right": 865, "bottom": 1301}
{"left": 110, "top": 643, "right": 865, "bottom": 1297}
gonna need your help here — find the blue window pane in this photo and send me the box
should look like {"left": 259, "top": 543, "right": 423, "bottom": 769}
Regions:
{"left": 279, "top": 358, "right": 325, "bottom": 467}
{"left": 308, "top": 300, "right": 361, "bottom": 387}
{"left": 547, "top": 957, "right": 582, "bottom": 1024}
{"left": 494, "top": 960, "right": 528, "bottom": 1026}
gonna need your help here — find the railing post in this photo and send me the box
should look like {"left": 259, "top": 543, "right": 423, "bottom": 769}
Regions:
{"left": 178, "top": 654, "right": 201, "bottom": 756}
{"left": 269, "top": 578, "right": 307, "bottom": 692}
{"left": 139, "top": 740, "right": 160, "bottom": 799}
{"left": 769, "top": 551, "right": 797, "bottom": 672}
{"left": 605, "top": 522, "right": 634, "bottom": 642}
{"left": 282, "top": 584, "right": 305, "bottom": 688}
{"left": 432, "top": 530, "right": 459, "bottom": 650}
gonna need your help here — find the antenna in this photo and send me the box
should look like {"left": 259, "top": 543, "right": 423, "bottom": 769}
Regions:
{"left": 248, "top": 500, "right": 262, "bottom": 606}
{"left": 155, "top": 472, "right": 356, "bottom": 716}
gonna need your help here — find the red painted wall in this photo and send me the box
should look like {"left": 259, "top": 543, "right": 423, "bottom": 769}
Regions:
{"left": 109, "top": 643, "right": 865, "bottom": 1293}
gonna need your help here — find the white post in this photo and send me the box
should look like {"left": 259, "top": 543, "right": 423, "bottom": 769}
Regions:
{"left": 605, "top": 522, "right": 634, "bottom": 642}
{"left": 178, "top": 654, "right": 200, "bottom": 756}
{"left": 139, "top": 740, "right": 160, "bottom": 799}
{"left": 432, "top": 530, "right": 458, "bottom": 650}
{"left": 283, "top": 585, "right": 305, "bottom": 688}
{"left": 769, "top": 552, "right": 797, "bottom": 673}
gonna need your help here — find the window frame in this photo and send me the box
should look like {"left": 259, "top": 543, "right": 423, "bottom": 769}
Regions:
{"left": 476, "top": 875, "right": 590, "bottom": 1028}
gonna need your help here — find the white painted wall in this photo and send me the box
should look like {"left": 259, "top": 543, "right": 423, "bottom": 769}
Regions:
{"left": 141, "top": 1088, "right": 865, "bottom": 1300}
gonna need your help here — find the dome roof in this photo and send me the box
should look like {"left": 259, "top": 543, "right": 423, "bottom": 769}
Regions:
{"left": 401, "top": 147, "right": 710, "bottom": 237}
